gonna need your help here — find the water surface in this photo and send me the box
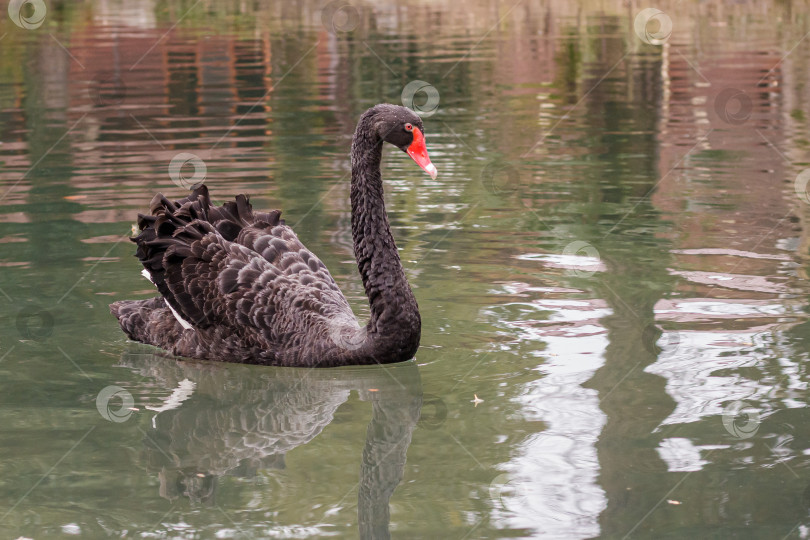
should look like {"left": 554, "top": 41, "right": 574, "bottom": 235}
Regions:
{"left": 1, "top": 0, "right": 810, "bottom": 538}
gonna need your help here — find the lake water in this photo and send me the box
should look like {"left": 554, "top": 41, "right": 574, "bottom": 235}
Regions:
{"left": 1, "top": 0, "right": 810, "bottom": 538}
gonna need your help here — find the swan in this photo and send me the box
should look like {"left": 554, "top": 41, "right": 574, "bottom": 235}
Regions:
{"left": 111, "top": 104, "right": 437, "bottom": 367}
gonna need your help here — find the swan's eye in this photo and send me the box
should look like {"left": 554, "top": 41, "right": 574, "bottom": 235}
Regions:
{"left": 404, "top": 123, "right": 413, "bottom": 132}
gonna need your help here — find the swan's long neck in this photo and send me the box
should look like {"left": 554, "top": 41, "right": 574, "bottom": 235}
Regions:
{"left": 350, "top": 122, "right": 420, "bottom": 353}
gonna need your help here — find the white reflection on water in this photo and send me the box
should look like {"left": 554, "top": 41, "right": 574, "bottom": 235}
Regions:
{"left": 516, "top": 252, "right": 608, "bottom": 274}
{"left": 654, "top": 298, "right": 790, "bottom": 320}
{"left": 645, "top": 327, "right": 809, "bottom": 434}
{"left": 646, "top": 331, "right": 770, "bottom": 428}
{"left": 487, "top": 289, "right": 608, "bottom": 538}
{"left": 656, "top": 437, "right": 727, "bottom": 472}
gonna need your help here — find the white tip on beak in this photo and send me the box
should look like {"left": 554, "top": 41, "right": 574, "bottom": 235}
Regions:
{"left": 425, "top": 163, "right": 438, "bottom": 180}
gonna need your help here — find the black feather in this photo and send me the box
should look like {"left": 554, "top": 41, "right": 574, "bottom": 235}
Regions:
{"left": 111, "top": 105, "right": 425, "bottom": 366}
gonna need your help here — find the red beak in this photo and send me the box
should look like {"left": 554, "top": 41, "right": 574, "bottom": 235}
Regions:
{"left": 406, "top": 127, "right": 438, "bottom": 179}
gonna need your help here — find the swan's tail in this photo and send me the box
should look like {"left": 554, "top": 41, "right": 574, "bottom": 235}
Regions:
{"left": 112, "top": 185, "right": 285, "bottom": 344}
{"left": 110, "top": 297, "right": 164, "bottom": 343}
{"left": 111, "top": 297, "right": 191, "bottom": 351}
{"left": 130, "top": 185, "right": 283, "bottom": 327}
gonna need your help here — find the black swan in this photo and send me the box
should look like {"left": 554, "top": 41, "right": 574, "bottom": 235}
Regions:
{"left": 111, "top": 104, "right": 437, "bottom": 367}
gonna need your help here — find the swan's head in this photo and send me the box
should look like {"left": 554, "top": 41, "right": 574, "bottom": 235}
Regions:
{"left": 368, "top": 104, "right": 438, "bottom": 180}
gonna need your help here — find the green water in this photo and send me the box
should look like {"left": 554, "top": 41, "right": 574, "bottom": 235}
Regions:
{"left": 2, "top": 0, "right": 810, "bottom": 537}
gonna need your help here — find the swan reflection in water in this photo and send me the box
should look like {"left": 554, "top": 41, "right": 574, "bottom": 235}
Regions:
{"left": 117, "top": 350, "right": 423, "bottom": 539}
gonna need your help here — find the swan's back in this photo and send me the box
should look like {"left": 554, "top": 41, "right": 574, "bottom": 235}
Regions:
{"left": 111, "top": 186, "right": 358, "bottom": 366}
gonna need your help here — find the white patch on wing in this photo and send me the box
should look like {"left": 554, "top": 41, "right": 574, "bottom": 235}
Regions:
{"left": 165, "top": 298, "right": 193, "bottom": 330}
{"left": 141, "top": 269, "right": 155, "bottom": 284}
{"left": 144, "top": 268, "right": 193, "bottom": 331}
